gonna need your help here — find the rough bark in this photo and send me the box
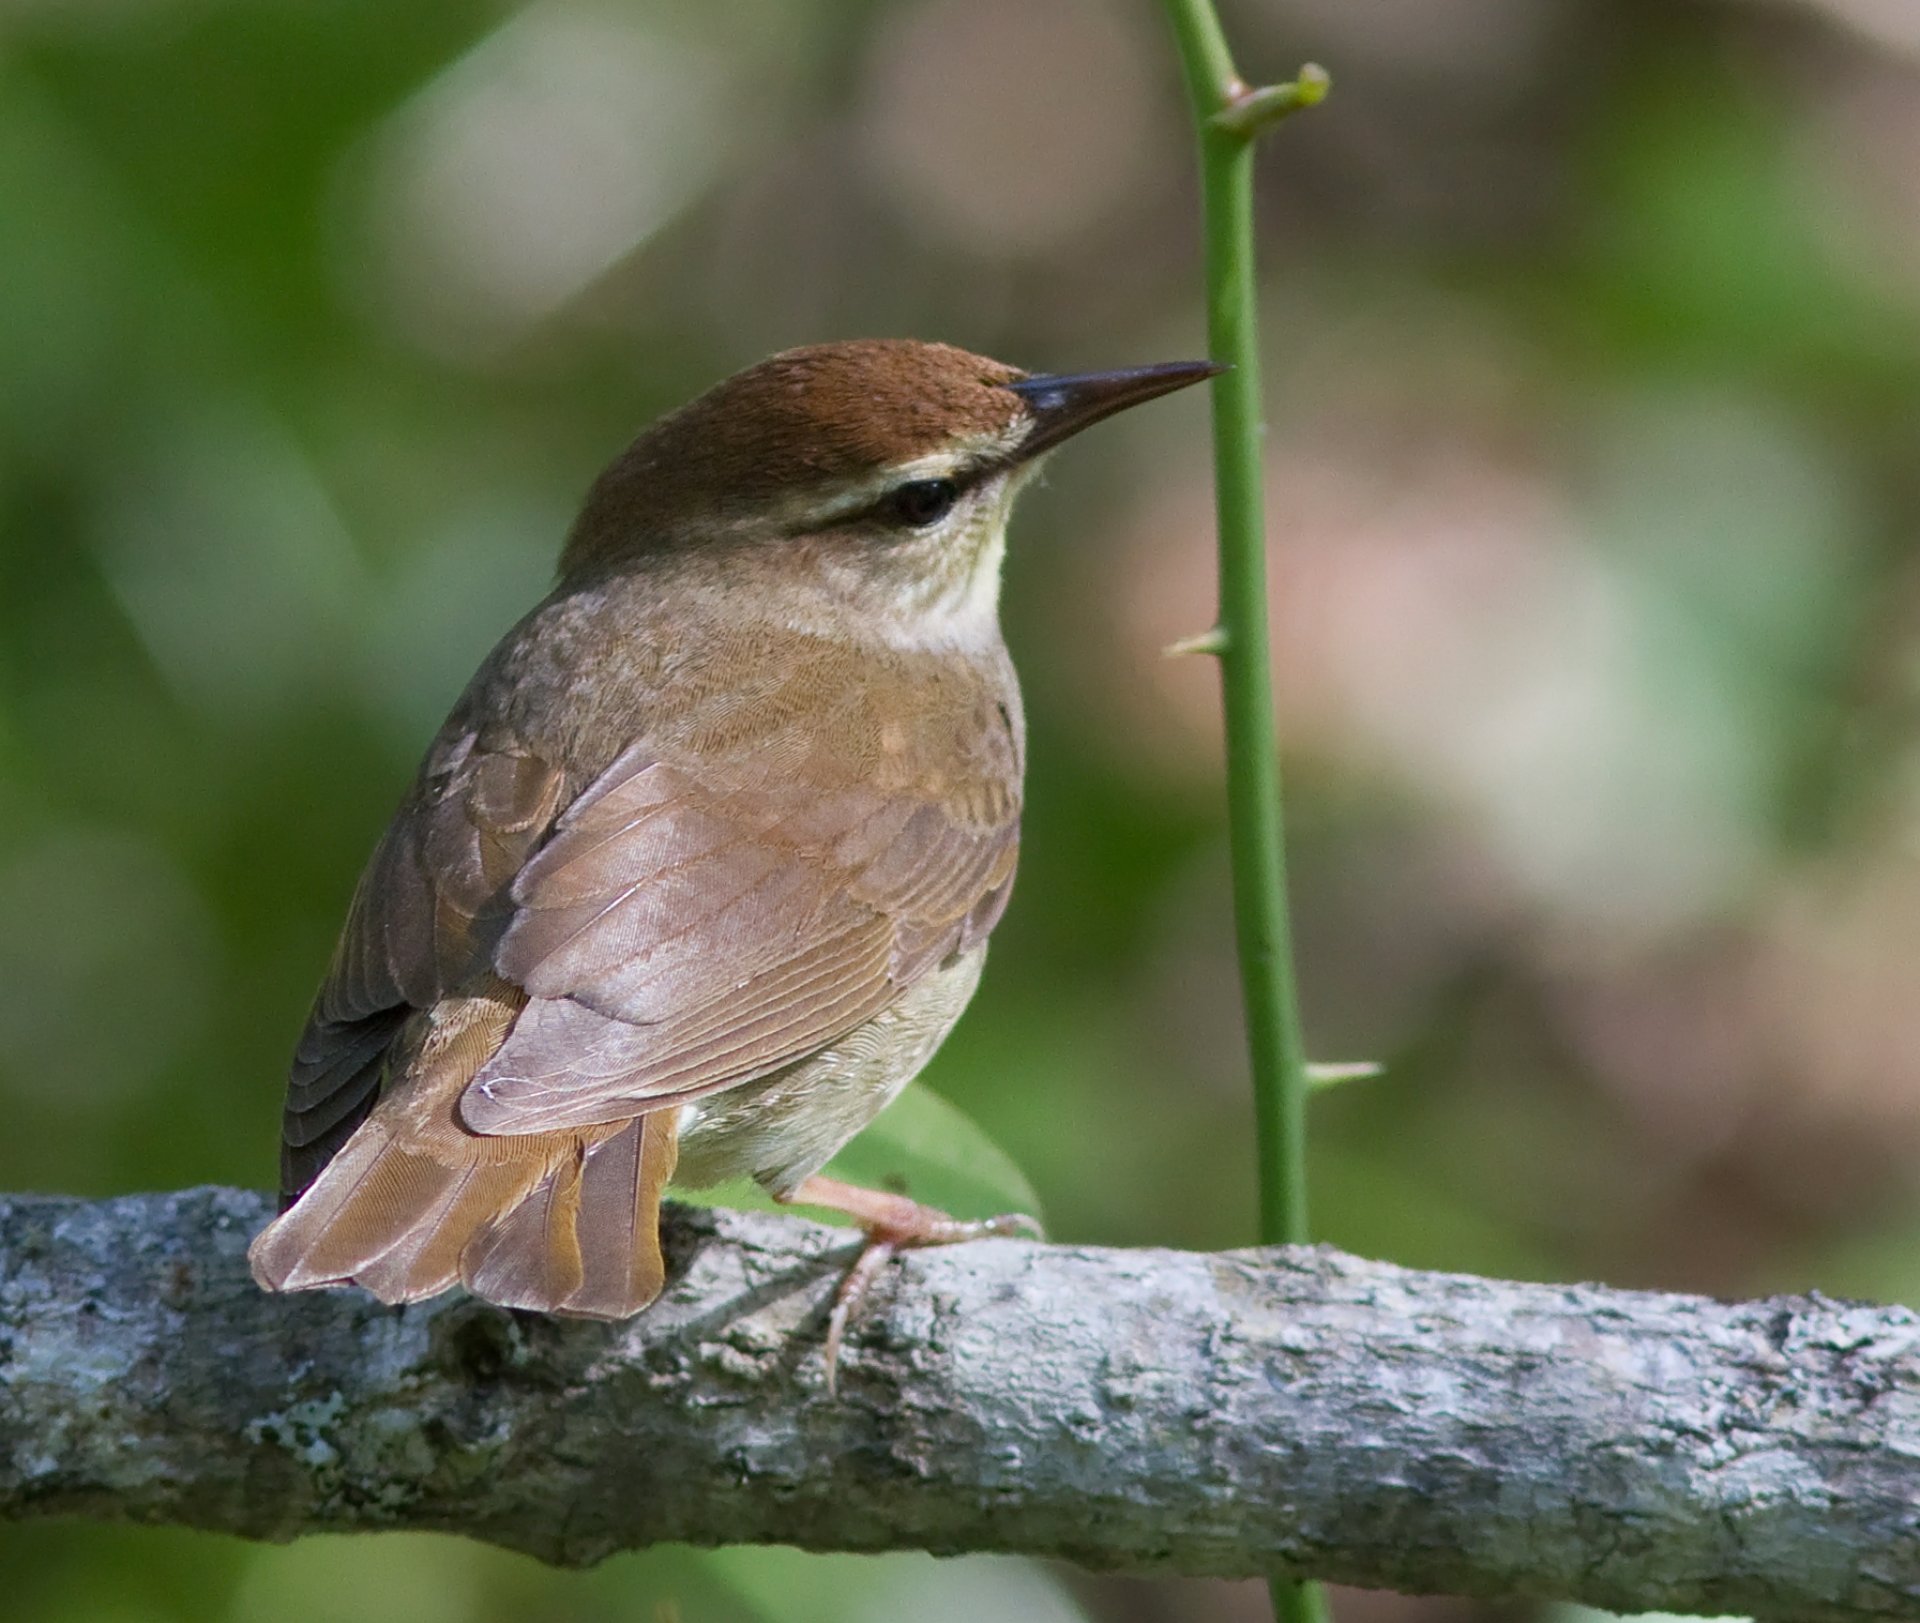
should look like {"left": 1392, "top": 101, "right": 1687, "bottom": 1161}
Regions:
{"left": 0, "top": 1187, "right": 1915, "bottom": 1618}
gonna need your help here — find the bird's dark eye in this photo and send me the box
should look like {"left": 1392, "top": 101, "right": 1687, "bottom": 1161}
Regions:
{"left": 885, "top": 478, "right": 959, "bottom": 528}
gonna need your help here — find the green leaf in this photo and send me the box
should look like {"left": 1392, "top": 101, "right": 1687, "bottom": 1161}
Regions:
{"left": 674, "top": 1084, "right": 1043, "bottom": 1229}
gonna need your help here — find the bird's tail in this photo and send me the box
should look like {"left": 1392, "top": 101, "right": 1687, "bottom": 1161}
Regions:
{"left": 464, "top": 1111, "right": 679, "bottom": 1318}
{"left": 248, "top": 1000, "right": 678, "bottom": 1320}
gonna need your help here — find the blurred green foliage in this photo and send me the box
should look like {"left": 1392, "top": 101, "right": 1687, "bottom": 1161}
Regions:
{"left": 5, "top": 1, "right": 1920, "bottom": 1620}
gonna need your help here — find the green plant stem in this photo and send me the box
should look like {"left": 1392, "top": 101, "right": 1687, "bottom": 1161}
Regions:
{"left": 1158, "top": 6, "right": 1329, "bottom": 1622}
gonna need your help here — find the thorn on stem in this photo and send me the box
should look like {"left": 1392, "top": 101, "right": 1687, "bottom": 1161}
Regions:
{"left": 1164, "top": 627, "right": 1230, "bottom": 658}
{"left": 1306, "top": 1060, "right": 1384, "bottom": 1089}
{"left": 1210, "top": 63, "right": 1331, "bottom": 140}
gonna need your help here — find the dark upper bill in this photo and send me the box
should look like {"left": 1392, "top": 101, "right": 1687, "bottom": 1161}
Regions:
{"left": 1005, "top": 360, "right": 1225, "bottom": 460}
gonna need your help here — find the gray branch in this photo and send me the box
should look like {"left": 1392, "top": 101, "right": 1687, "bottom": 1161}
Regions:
{"left": 2, "top": 1188, "right": 1916, "bottom": 1619}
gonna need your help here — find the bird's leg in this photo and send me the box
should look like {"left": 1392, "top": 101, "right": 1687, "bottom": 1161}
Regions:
{"left": 778, "top": 1175, "right": 1042, "bottom": 1393}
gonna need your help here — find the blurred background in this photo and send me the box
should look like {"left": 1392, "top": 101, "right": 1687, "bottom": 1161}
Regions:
{"left": 2, "top": 0, "right": 1917, "bottom": 1618}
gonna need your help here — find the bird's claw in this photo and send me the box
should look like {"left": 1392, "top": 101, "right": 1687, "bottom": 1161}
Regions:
{"left": 820, "top": 1209, "right": 1043, "bottom": 1395}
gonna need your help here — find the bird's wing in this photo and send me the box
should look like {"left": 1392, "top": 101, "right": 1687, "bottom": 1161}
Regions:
{"left": 281, "top": 713, "right": 1020, "bottom": 1184}
{"left": 458, "top": 739, "right": 1020, "bottom": 1134}
{"left": 276, "top": 737, "right": 565, "bottom": 1198}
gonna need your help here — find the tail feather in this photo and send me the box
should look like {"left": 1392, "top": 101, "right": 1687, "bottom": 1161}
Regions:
{"left": 251, "top": 1121, "right": 537, "bottom": 1301}
{"left": 353, "top": 1159, "right": 532, "bottom": 1303}
{"left": 562, "top": 1113, "right": 679, "bottom": 1318}
{"left": 250, "top": 1119, "right": 415, "bottom": 1290}
{"left": 461, "top": 1146, "right": 587, "bottom": 1311}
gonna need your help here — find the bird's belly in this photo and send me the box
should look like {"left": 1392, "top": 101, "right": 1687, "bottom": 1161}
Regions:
{"left": 671, "top": 944, "right": 987, "bottom": 1196}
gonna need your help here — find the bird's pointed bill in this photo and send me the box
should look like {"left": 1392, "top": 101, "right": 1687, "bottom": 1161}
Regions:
{"left": 1006, "top": 360, "right": 1224, "bottom": 460}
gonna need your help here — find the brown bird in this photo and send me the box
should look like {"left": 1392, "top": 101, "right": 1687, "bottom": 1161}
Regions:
{"left": 249, "top": 339, "right": 1215, "bottom": 1354}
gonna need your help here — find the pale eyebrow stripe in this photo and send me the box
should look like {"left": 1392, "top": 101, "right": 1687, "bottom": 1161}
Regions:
{"left": 778, "top": 422, "right": 1031, "bottom": 531}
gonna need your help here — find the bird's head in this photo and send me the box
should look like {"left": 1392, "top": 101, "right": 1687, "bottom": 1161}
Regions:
{"left": 562, "top": 339, "right": 1218, "bottom": 645}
